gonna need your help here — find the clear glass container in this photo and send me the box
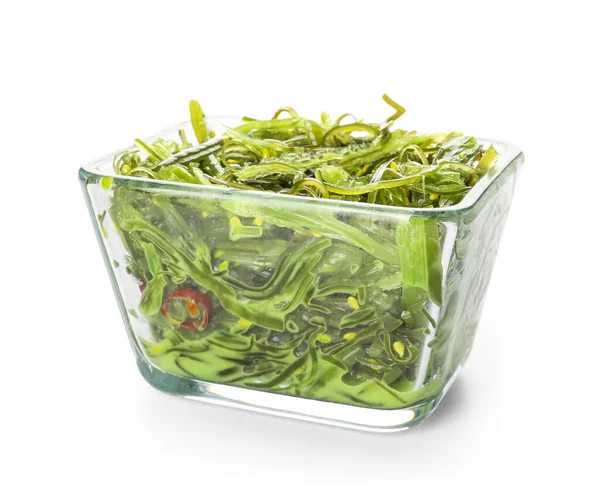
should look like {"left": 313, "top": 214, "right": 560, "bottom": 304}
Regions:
{"left": 79, "top": 117, "right": 522, "bottom": 431}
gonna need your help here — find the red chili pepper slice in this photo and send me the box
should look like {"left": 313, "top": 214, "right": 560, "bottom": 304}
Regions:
{"left": 161, "top": 287, "right": 212, "bottom": 331}
{"left": 184, "top": 299, "right": 200, "bottom": 317}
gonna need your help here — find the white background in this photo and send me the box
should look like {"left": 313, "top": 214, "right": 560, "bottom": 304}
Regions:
{"left": 2, "top": 1, "right": 599, "bottom": 487}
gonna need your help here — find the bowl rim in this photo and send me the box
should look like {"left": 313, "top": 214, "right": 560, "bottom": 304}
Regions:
{"left": 79, "top": 116, "right": 523, "bottom": 218}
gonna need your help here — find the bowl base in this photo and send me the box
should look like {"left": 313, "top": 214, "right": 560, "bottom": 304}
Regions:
{"left": 136, "top": 354, "right": 457, "bottom": 432}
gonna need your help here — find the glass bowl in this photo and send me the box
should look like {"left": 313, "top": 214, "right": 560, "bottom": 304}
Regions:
{"left": 79, "top": 116, "right": 523, "bottom": 431}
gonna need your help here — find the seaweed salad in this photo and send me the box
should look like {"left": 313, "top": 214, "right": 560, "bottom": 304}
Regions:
{"left": 106, "top": 95, "right": 498, "bottom": 409}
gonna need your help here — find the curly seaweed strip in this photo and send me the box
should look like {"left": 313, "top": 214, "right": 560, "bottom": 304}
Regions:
{"left": 255, "top": 334, "right": 307, "bottom": 353}
{"left": 228, "top": 366, "right": 282, "bottom": 384}
{"left": 334, "top": 113, "right": 358, "bottom": 126}
{"left": 377, "top": 330, "right": 419, "bottom": 366}
{"left": 226, "top": 128, "right": 290, "bottom": 154}
{"left": 415, "top": 183, "right": 468, "bottom": 196}
{"left": 290, "top": 178, "right": 331, "bottom": 198}
{"left": 322, "top": 123, "right": 380, "bottom": 147}
{"left": 420, "top": 309, "right": 437, "bottom": 331}
{"left": 133, "top": 138, "right": 164, "bottom": 161}
{"left": 272, "top": 107, "right": 299, "bottom": 119}
{"left": 398, "top": 144, "right": 430, "bottom": 166}
{"left": 314, "top": 283, "right": 359, "bottom": 298}
{"left": 330, "top": 322, "right": 383, "bottom": 358}
{"left": 114, "top": 151, "right": 141, "bottom": 174}
{"left": 220, "top": 140, "right": 262, "bottom": 168}
{"left": 306, "top": 303, "right": 331, "bottom": 314}
{"left": 435, "top": 162, "right": 478, "bottom": 176}
{"left": 477, "top": 145, "right": 499, "bottom": 170}
{"left": 178, "top": 129, "right": 191, "bottom": 149}
{"left": 189, "top": 100, "right": 208, "bottom": 144}
{"left": 203, "top": 174, "right": 256, "bottom": 191}
{"left": 369, "top": 159, "right": 394, "bottom": 184}
{"left": 249, "top": 353, "right": 309, "bottom": 390}
{"left": 166, "top": 345, "right": 211, "bottom": 355}
{"left": 239, "top": 349, "right": 290, "bottom": 361}
{"left": 321, "top": 353, "right": 348, "bottom": 371}
{"left": 296, "top": 326, "right": 326, "bottom": 387}
{"left": 323, "top": 171, "right": 432, "bottom": 196}
{"left": 373, "top": 380, "right": 407, "bottom": 402}
{"left": 382, "top": 93, "right": 406, "bottom": 123}
{"left": 233, "top": 161, "right": 304, "bottom": 181}
{"left": 339, "top": 307, "right": 377, "bottom": 329}
{"left": 125, "top": 167, "right": 159, "bottom": 179}
{"left": 222, "top": 239, "right": 331, "bottom": 298}
{"left": 175, "top": 355, "right": 207, "bottom": 378}
{"left": 207, "top": 334, "right": 255, "bottom": 352}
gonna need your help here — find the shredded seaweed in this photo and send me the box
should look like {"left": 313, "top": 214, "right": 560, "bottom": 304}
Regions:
{"left": 114, "top": 94, "right": 496, "bottom": 209}
{"left": 106, "top": 95, "right": 498, "bottom": 409}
